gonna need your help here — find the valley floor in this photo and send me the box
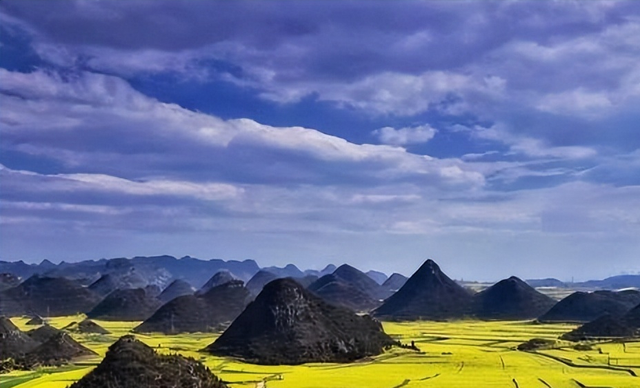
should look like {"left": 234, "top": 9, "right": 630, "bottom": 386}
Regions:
{"left": 3, "top": 316, "right": 640, "bottom": 388}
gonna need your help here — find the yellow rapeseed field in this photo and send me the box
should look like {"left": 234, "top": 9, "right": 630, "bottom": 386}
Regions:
{"left": 3, "top": 316, "right": 639, "bottom": 388}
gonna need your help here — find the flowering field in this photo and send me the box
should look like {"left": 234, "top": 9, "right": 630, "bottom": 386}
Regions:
{"left": 3, "top": 316, "right": 639, "bottom": 388}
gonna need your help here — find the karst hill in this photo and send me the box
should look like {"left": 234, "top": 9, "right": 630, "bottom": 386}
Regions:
{"left": 69, "top": 335, "right": 228, "bottom": 388}
{"left": 205, "top": 278, "right": 396, "bottom": 364}
{"left": 473, "top": 276, "right": 556, "bottom": 320}
{"left": 374, "top": 259, "right": 473, "bottom": 320}
{"left": 135, "top": 280, "right": 251, "bottom": 334}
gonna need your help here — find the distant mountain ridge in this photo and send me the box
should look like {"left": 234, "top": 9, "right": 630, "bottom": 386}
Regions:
{"left": 0, "top": 256, "right": 261, "bottom": 290}
{"left": 575, "top": 274, "right": 640, "bottom": 290}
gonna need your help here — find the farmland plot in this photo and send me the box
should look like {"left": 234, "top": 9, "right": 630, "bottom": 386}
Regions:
{"left": 3, "top": 317, "right": 639, "bottom": 388}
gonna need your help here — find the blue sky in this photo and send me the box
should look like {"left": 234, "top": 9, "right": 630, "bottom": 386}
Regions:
{"left": 1, "top": 1, "right": 639, "bottom": 281}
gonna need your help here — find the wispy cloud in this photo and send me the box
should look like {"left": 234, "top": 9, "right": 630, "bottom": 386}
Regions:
{"left": 373, "top": 124, "right": 437, "bottom": 146}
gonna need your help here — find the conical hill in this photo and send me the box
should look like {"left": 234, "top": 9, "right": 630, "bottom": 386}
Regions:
{"left": 308, "top": 276, "right": 380, "bottom": 312}
{"left": 25, "top": 315, "right": 45, "bottom": 325}
{"left": 245, "top": 270, "right": 279, "bottom": 296}
{"left": 135, "top": 280, "right": 250, "bottom": 334}
{"left": 1, "top": 275, "right": 100, "bottom": 316}
{"left": 0, "top": 273, "right": 20, "bottom": 292}
{"left": 624, "top": 303, "right": 640, "bottom": 328}
{"left": 27, "top": 324, "right": 61, "bottom": 343}
{"left": 473, "top": 276, "right": 556, "bottom": 319}
{"left": 25, "top": 332, "right": 96, "bottom": 366}
{"left": 158, "top": 279, "right": 195, "bottom": 303}
{"left": 87, "top": 288, "right": 161, "bottom": 321}
{"left": 62, "top": 319, "right": 110, "bottom": 334}
{"left": 332, "top": 264, "right": 386, "bottom": 299}
{"left": 205, "top": 278, "right": 396, "bottom": 364}
{"left": 539, "top": 290, "right": 640, "bottom": 323}
{"left": 374, "top": 259, "right": 473, "bottom": 320}
{"left": 381, "top": 273, "right": 408, "bottom": 295}
{"left": 560, "top": 315, "right": 637, "bottom": 342}
{"left": 0, "top": 316, "right": 39, "bottom": 359}
{"left": 69, "top": 335, "right": 228, "bottom": 388}
{"left": 197, "top": 271, "right": 238, "bottom": 295}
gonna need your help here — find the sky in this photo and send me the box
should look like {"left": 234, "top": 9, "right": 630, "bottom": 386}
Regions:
{"left": 1, "top": 1, "right": 639, "bottom": 281}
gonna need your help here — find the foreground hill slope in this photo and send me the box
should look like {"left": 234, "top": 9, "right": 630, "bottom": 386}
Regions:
{"left": 374, "top": 259, "right": 473, "bottom": 320}
{"left": 205, "top": 278, "right": 396, "bottom": 364}
{"left": 69, "top": 335, "right": 228, "bottom": 388}
{"left": 473, "top": 276, "right": 556, "bottom": 319}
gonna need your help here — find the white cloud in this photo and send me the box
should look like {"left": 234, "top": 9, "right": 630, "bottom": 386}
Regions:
{"left": 0, "top": 165, "right": 243, "bottom": 202}
{"left": 373, "top": 124, "right": 437, "bottom": 146}
{"left": 0, "top": 69, "right": 485, "bottom": 188}
{"left": 350, "top": 194, "right": 421, "bottom": 204}
{"left": 536, "top": 88, "right": 613, "bottom": 117}
{"left": 257, "top": 70, "right": 505, "bottom": 117}
{"left": 470, "top": 124, "right": 597, "bottom": 160}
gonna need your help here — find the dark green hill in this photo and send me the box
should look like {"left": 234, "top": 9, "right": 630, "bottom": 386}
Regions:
{"left": 366, "top": 270, "right": 388, "bottom": 285}
{"left": 24, "top": 332, "right": 96, "bottom": 366}
{"left": 27, "top": 324, "right": 60, "bottom": 343}
{"left": 69, "top": 335, "right": 228, "bottom": 388}
{"left": 87, "top": 288, "right": 161, "bottom": 321}
{"left": 196, "top": 270, "right": 238, "bottom": 295}
{"left": 0, "top": 273, "right": 20, "bottom": 292}
{"left": 25, "top": 315, "right": 44, "bottom": 325}
{"left": 539, "top": 290, "right": 640, "bottom": 322}
{"left": 88, "top": 274, "right": 121, "bottom": 297}
{"left": 624, "top": 303, "right": 640, "bottom": 328}
{"left": 205, "top": 278, "right": 396, "bottom": 364}
{"left": 308, "top": 276, "right": 380, "bottom": 312}
{"left": 0, "top": 316, "right": 39, "bottom": 359}
{"left": 158, "top": 279, "right": 195, "bottom": 303}
{"left": 0, "top": 275, "right": 100, "bottom": 316}
{"left": 62, "top": 318, "right": 110, "bottom": 334}
{"left": 246, "top": 270, "right": 279, "bottom": 296}
{"left": 332, "top": 264, "right": 386, "bottom": 299}
{"left": 561, "top": 315, "right": 637, "bottom": 341}
{"left": 135, "top": 280, "right": 250, "bottom": 334}
{"left": 473, "top": 276, "right": 556, "bottom": 319}
{"left": 374, "top": 259, "right": 473, "bottom": 320}
{"left": 381, "top": 273, "right": 408, "bottom": 295}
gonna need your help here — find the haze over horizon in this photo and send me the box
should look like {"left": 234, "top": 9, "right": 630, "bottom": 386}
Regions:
{"left": 1, "top": 1, "right": 639, "bottom": 281}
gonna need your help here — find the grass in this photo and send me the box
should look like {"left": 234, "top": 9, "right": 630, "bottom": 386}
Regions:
{"left": 3, "top": 317, "right": 640, "bottom": 387}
